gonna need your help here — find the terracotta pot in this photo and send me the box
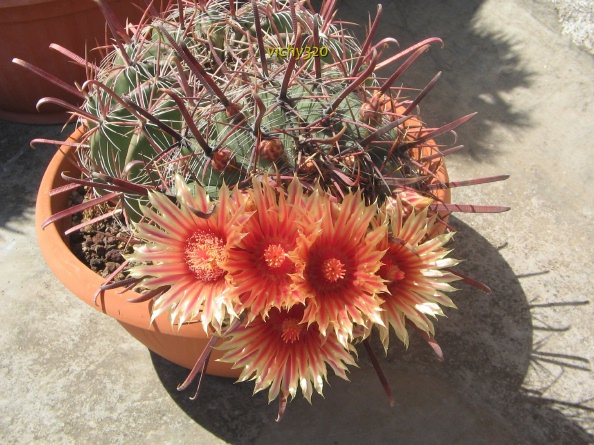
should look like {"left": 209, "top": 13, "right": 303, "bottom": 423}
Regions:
{"left": 0, "top": 0, "right": 146, "bottom": 124}
{"left": 36, "top": 127, "right": 451, "bottom": 375}
{"left": 36, "top": 127, "right": 239, "bottom": 376}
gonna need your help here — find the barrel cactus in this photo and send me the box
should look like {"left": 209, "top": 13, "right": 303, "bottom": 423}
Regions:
{"left": 22, "top": 0, "right": 509, "bottom": 420}
{"left": 25, "top": 0, "right": 477, "bottom": 222}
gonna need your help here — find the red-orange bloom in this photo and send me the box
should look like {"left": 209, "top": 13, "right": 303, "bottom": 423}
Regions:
{"left": 127, "top": 175, "right": 249, "bottom": 332}
{"left": 218, "top": 304, "right": 357, "bottom": 405}
{"left": 290, "top": 187, "right": 388, "bottom": 345}
{"left": 223, "top": 178, "right": 315, "bottom": 320}
{"left": 376, "top": 196, "right": 459, "bottom": 349}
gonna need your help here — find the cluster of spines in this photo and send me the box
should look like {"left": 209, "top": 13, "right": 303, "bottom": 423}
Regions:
{"left": 84, "top": 2, "right": 453, "bottom": 217}
{"left": 19, "top": 0, "right": 510, "bottom": 229}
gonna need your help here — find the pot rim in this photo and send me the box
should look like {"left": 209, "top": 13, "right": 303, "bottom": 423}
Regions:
{"left": 36, "top": 126, "right": 450, "bottom": 339}
{"left": 35, "top": 127, "right": 209, "bottom": 339}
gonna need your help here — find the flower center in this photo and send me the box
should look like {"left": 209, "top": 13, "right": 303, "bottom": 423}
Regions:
{"left": 184, "top": 230, "right": 226, "bottom": 282}
{"left": 281, "top": 317, "right": 304, "bottom": 343}
{"left": 321, "top": 257, "right": 346, "bottom": 283}
{"left": 263, "top": 244, "right": 286, "bottom": 268}
{"left": 384, "top": 263, "right": 405, "bottom": 282}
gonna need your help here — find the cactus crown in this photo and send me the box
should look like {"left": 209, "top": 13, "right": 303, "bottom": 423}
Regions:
{"left": 40, "top": 0, "right": 473, "bottom": 223}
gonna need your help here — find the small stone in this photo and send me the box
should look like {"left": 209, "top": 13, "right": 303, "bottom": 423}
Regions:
{"left": 89, "top": 258, "right": 105, "bottom": 270}
{"left": 92, "top": 233, "right": 105, "bottom": 244}
{"left": 105, "top": 250, "right": 123, "bottom": 262}
{"left": 104, "top": 262, "right": 119, "bottom": 274}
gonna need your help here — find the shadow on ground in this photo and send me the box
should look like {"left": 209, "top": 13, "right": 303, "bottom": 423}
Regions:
{"left": 151, "top": 216, "right": 593, "bottom": 444}
{"left": 0, "top": 121, "right": 71, "bottom": 240}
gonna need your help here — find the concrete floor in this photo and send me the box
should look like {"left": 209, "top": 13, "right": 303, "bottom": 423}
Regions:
{"left": 1, "top": 0, "right": 593, "bottom": 443}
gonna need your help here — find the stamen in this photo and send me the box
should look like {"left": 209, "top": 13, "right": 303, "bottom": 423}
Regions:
{"left": 322, "top": 258, "right": 346, "bottom": 282}
{"left": 184, "top": 231, "right": 227, "bottom": 281}
{"left": 281, "top": 317, "right": 303, "bottom": 343}
{"left": 263, "top": 244, "right": 287, "bottom": 268}
{"left": 385, "top": 264, "right": 405, "bottom": 281}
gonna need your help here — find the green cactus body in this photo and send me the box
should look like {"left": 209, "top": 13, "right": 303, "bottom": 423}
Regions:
{"left": 78, "top": 0, "right": 432, "bottom": 222}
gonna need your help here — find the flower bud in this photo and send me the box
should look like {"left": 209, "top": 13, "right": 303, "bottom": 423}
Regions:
{"left": 258, "top": 138, "right": 284, "bottom": 162}
{"left": 359, "top": 92, "right": 391, "bottom": 126}
{"left": 225, "top": 102, "right": 242, "bottom": 119}
{"left": 211, "top": 148, "right": 235, "bottom": 172}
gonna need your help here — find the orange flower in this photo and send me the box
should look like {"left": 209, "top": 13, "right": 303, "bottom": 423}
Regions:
{"left": 224, "top": 178, "right": 315, "bottom": 320}
{"left": 218, "top": 304, "right": 356, "bottom": 407}
{"left": 290, "top": 187, "right": 388, "bottom": 345}
{"left": 391, "top": 186, "right": 435, "bottom": 215}
{"left": 376, "top": 196, "right": 459, "bottom": 349}
{"left": 127, "top": 175, "right": 250, "bottom": 332}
